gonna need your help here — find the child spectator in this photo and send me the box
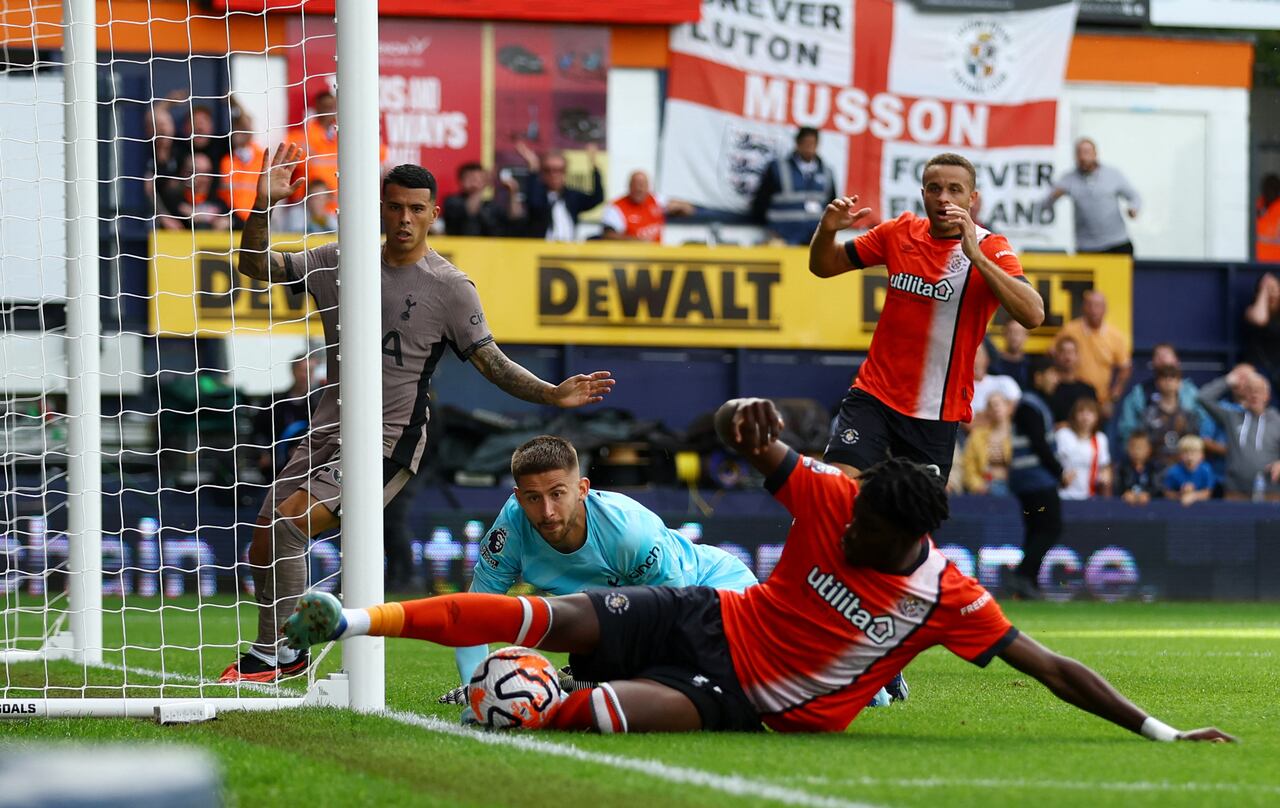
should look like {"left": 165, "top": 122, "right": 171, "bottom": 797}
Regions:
{"left": 963, "top": 391, "right": 1013, "bottom": 495}
{"left": 1163, "top": 435, "right": 1215, "bottom": 506}
{"left": 1117, "top": 432, "right": 1160, "bottom": 506}
{"left": 1056, "top": 398, "right": 1111, "bottom": 500}
{"left": 1141, "top": 365, "right": 1201, "bottom": 472}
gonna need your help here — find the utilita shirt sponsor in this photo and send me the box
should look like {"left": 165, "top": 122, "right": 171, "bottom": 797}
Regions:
{"left": 806, "top": 566, "right": 896, "bottom": 644}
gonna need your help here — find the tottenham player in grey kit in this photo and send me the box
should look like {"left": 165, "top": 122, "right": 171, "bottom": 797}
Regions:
{"left": 222, "top": 143, "right": 615, "bottom": 682}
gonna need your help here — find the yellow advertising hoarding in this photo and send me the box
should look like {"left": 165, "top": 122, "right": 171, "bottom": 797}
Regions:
{"left": 151, "top": 231, "right": 1132, "bottom": 352}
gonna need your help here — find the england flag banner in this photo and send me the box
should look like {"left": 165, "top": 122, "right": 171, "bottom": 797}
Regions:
{"left": 658, "top": 0, "right": 1079, "bottom": 247}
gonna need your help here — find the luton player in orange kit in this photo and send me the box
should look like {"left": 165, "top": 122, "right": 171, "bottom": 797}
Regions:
{"left": 809, "top": 153, "right": 1045, "bottom": 480}
{"left": 283, "top": 398, "right": 1234, "bottom": 743}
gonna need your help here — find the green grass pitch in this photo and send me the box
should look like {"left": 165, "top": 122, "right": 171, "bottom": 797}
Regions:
{"left": 1, "top": 597, "right": 1276, "bottom": 807}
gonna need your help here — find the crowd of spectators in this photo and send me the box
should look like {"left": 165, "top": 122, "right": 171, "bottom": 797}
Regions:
{"left": 949, "top": 288, "right": 1280, "bottom": 505}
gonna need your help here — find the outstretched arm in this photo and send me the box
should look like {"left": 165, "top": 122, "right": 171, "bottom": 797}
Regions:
{"left": 469, "top": 341, "right": 614, "bottom": 407}
{"left": 998, "top": 632, "right": 1235, "bottom": 742}
{"left": 714, "top": 397, "right": 791, "bottom": 478}
{"left": 236, "top": 142, "right": 305, "bottom": 283}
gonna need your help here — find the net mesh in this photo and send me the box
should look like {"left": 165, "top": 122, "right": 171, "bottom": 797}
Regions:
{"left": 1, "top": 0, "right": 350, "bottom": 706}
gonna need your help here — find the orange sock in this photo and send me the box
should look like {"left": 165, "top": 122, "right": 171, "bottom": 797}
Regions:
{"left": 548, "top": 685, "right": 627, "bottom": 733}
{"left": 367, "top": 594, "right": 552, "bottom": 647}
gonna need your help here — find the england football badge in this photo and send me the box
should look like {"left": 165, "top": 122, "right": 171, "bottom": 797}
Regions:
{"left": 604, "top": 592, "right": 630, "bottom": 615}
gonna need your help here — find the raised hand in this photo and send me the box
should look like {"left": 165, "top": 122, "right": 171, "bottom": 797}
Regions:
{"left": 255, "top": 142, "right": 305, "bottom": 211}
{"left": 729, "top": 398, "right": 785, "bottom": 455}
{"left": 514, "top": 139, "right": 540, "bottom": 172}
{"left": 818, "top": 195, "right": 873, "bottom": 234}
{"left": 552, "top": 370, "right": 615, "bottom": 408}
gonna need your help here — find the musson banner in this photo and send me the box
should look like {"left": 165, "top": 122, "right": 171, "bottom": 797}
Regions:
{"left": 657, "top": 0, "right": 1078, "bottom": 246}
{"left": 150, "top": 232, "right": 1130, "bottom": 352}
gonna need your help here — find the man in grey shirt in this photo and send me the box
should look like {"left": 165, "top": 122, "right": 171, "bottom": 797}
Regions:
{"left": 1043, "top": 138, "right": 1141, "bottom": 254}
{"left": 221, "top": 145, "right": 615, "bottom": 682}
{"left": 1197, "top": 365, "right": 1280, "bottom": 500}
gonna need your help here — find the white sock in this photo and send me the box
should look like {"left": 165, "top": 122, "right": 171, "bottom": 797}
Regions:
{"left": 277, "top": 645, "right": 299, "bottom": 665}
{"left": 248, "top": 646, "right": 276, "bottom": 666}
{"left": 338, "top": 608, "right": 370, "bottom": 640}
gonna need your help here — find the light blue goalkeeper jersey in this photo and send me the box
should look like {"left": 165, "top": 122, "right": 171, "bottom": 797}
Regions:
{"left": 455, "top": 489, "right": 758, "bottom": 682}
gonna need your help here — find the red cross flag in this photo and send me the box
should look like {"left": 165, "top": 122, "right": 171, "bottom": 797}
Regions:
{"left": 658, "top": 0, "right": 1078, "bottom": 246}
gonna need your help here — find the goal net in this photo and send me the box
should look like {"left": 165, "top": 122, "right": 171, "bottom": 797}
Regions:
{"left": 0, "top": 0, "right": 384, "bottom": 718}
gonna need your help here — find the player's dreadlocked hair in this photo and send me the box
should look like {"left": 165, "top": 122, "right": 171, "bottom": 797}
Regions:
{"left": 856, "top": 457, "right": 950, "bottom": 539}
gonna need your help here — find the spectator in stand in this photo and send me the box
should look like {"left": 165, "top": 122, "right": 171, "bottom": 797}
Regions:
{"left": 293, "top": 90, "right": 338, "bottom": 201}
{"left": 1198, "top": 365, "right": 1280, "bottom": 500}
{"left": 511, "top": 140, "right": 604, "bottom": 242}
{"left": 1117, "top": 343, "right": 1205, "bottom": 442}
{"left": 442, "top": 162, "right": 519, "bottom": 237}
{"left": 962, "top": 391, "right": 1013, "bottom": 496}
{"left": 600, "top": 170, "right": 694, "bottom": 243}
{"left": 972, "top": 341, "right": 1021, "bottom": 417}
{"left": 990, "top": 320, "right": 1031, "bottom": 389}
{"left": 1243, "top": 273, "right": 1280, "bottom": 390}
{"left": 1256, "top": 174, "right": 1280, "bottom": 263}
{"left": 1056, "top": 397, "right": 1111, "bottom": 500}
{"left": 1162, "top": 435, "right": 1215, "bottom": 507}
{"left": 254, "top": 353, "right": 322, "bottom": 476}
{"left": 1042, "top": 137, "right": 1141, "bottom": 255}
{"left": 1054, "top": 290, "right": 1131, "bottom": 418}
{"left": 1117, "top": 431, "right": 1159, "bottom": 506}
{"left": 1141, "top": 365, "right": 1202, "bottom": 473}
{"left": 751, "top": 127, "right": 838, "bottom": 245}
{"left": 176, "top": 151, "right": 231, "bottom": 230}
{"left": 304, "top": 178, "right": 338, "bottom": 234}
{"left": 1006, "top": 356, "right": 1066, "bottom": 600}
{"left": 187, "top": 103, "right": 228, "bottom": 168}
{"left": 218, "top": 111, "right": 266, "bottom": 226}
{"left": 146, "top": 103, "right": 186, "bottom": 231}
{"left": 1047, "top": 335, "right": 1097, "bottom": 425}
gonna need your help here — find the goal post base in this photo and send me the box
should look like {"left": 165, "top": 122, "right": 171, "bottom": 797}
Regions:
{"left": 0, "top": 671, "right": 351, "bottom": 718}
{"left": 0, "top": 632, "right": 80, "bottom": 665}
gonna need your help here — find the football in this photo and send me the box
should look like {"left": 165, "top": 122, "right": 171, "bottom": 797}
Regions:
{"left": 468, "top": 646, "right": 565, "bottom": 729}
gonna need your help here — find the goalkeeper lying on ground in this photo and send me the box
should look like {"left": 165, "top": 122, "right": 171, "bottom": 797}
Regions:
{"left": 284, "top": 400, "right": 1221, "bottom": 738}
{"left": 443, "top": 434, "right": 902, "bottom": 707}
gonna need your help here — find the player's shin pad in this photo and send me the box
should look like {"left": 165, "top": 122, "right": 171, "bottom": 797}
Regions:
{"left": 252, "top": 516, "right": 310, "bottom": 654}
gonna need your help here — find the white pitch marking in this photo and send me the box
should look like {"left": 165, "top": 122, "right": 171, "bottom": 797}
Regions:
{"left": 788, "top": 774, "right": 1280, "bottom": 796}
{"left": 384, "top": 710, "right": 885, "bottom": 808}
{"left": 1031, "top": 628, "right": 1280, "bottom": 640}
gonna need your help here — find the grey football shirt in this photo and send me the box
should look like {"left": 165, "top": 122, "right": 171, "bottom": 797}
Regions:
{"left": 284, "top": 243, "right": 494, "bottom": 472}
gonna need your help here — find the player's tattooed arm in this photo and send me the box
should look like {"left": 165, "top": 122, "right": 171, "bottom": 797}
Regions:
{"left": 469, "top": 342, "right": 614, "bottom": 408}
{"left": 236, "top": 211, "right": 291, "bottom": 282}
{"left": 236, "top": 142, "right": 305, "bottom": 283}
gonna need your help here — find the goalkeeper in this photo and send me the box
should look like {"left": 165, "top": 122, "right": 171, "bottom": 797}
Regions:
{"left": 221, "top": 144, "right": 615, "bottom": 682}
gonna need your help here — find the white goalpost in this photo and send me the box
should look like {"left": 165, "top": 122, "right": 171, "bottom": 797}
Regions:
{"left": 0, "top": 0, "right": 382, "bottom": 717}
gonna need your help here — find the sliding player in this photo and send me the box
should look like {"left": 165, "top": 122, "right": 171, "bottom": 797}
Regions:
{"left": 283, "top": 398, "right": 1233, "bottom": 742}
{"left": 221, "top": 145, "right": 614, "bottom": 682}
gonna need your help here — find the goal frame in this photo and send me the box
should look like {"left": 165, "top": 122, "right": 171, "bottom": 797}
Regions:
{"left": 0, "top": 0, "right": 384, "bottom": 718}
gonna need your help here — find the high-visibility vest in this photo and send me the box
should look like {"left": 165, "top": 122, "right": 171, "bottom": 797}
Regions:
{"left": 765, "top": 154, "right": 834, "bottom": 245}
{"left": 1257, "top": 198, "right": 1280, "bottom": 263}
{"left": 218, "top": 142, "right": 266, "bottom": 220}
{"left": 287, "top": 120, "right": 387, "bottom": 213}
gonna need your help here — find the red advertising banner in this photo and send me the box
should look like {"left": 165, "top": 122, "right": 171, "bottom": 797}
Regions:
{"left": 286, "top": 17, "right": 484, "bottom": 199}
{"left": 492, "top": 23, "right": 609, "bottom": 170}
{"left": 217, "top": 0, "right": 699, "bottom": 24}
